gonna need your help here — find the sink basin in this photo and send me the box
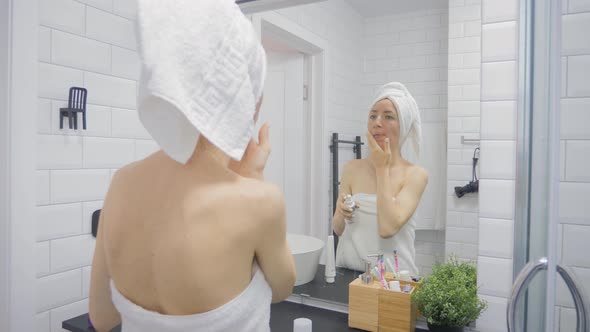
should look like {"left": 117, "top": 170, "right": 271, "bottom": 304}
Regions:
{"left": 287, "top": 234, "right": 325, "bottom": 286}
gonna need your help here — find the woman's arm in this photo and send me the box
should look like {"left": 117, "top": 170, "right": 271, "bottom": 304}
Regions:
{"left": 375, "top": 166, "right": 428, "bottom": 238}
{"left": 255, "top": 184, "right": 297, "bottom": 303}
{"left": 332, "top": 162, "right": 355, "bottom": 237}
{"left": 89, "top": 175, "right": 122, "bottom": 332}
{"left": 88, "top": 208, "right": 121, "bottom": 332}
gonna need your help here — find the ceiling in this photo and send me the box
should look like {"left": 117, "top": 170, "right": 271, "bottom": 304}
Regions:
{"left": 344, "top": 0, "right": 447, "bottom": 18}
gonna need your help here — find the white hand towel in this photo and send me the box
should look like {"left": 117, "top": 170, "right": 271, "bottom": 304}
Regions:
{"left": 136, "top": 0, "right": 267, "bottom": 164}
{"left": 372, "top": 82, "right": 422, "bottom": 158}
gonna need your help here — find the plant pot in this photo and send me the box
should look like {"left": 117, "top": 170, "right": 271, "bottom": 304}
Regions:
{"left": 427, "top": 322, "right": 464, "bottom": 332}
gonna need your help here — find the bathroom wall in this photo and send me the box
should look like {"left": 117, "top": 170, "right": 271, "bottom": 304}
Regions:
{"left": 475, "top": 0, "right": 590, "bottom": 331}
{"left": 34, "top": 0, "right": 366, "bottom": 330}
{"left": 555, "top": 2, "right": 590, "bottom": 330}
{"left": 361, "top": 7, "right": 449, "bottom": 275}
{"left": 35, "top": 0, "right": 154, "bottom": 331}
{"left": 445, "top": 0, "right": 482, "bottom": 264}
{"left": 476, "top": 0, "right": 519, "bottom": 330}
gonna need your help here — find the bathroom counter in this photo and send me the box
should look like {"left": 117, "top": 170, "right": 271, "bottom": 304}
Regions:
{"left": 62, "top": 301, "right": 429, "bottom": 331}
{"left": 61, "top": 302, "right": 360, "bottom": 332}
{"left": 63, "top": 266, "right": 435, "bottom": 331}
{"left": 292, "top": 264, "right": 361, "bottom": 304}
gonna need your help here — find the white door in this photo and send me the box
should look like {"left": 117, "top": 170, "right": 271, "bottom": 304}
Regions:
{"left": 257, "top": 51, "right": 308, "bottom": 235}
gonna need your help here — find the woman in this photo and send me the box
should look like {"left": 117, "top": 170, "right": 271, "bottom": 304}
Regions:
{"left": 333, "top": 82, "right": 428, "bottom": 276}
{"left": 88, "top": 1, "right": 296, "bottom": 331}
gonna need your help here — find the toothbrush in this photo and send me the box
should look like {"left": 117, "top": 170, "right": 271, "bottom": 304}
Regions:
{"left": 379, "top": 259, "right": 388, "bottom": 289}
{"left": 393, "top": 250, "right": 400, "bottom": 276}
{"left": 385, "top": 257, "right": 396, "bottom": 273}
{"left": 372, "top": 266, "right": 380, "bottom": 279}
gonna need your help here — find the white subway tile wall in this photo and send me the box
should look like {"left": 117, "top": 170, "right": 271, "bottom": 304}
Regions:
{"left": 477, "top": 0, "right": 518, "bottom": 329}
{"left": 477, "top": 2, "right": 590, "bottom": 330}
{"left": 50, "top": 235, "right": 96, "bottom": 274}
{"left": 556, "top": 4, "right": 590, "bottom": 329}
{"left": 446, "top": 1, "right": 481, "bottom": 264}
{"left": 39, "top": 27, "right": 51, "bottom": 63}
{"left": 36, "top": 203, "right": 83, "bottom": 242}
{"left": 476, "top": 295, "right": 509, "bottom": 332}
{"left": 36, "top": 241, "right": 51, "bottom": 277}
{"left": 477, "top": 256, "right": 513, "bottom": 298}
{"left": 36, "top": 1, "right": 153, "bottom": 327}
{"left": 36, "top": 269, "right": 82, "bottom": 313}
{"left": 50, "top": 299, "right": 89, "bottom": 332}
{"left": 36, "top": 311, "right": 51, "bottom": 332}
{"left": 361, "top": 6, "right": 449, "bottom": 272}
{"left": 51, "top": 30, "right": 111, "bottom": 75}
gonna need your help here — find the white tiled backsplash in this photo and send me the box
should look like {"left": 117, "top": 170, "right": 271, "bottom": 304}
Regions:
{"left": 481, "top": 61, "right": 518, "bottom": 100}
{"left": 480, "top": 101, "right": 517, "bottom": 140}
{"left": 51, "top": 30, "right": 112, "bottom": 74}
{"left": 36, "top": 203, "right": 82, "bottom": 242}
{"left": 40, "top": 0, "right": 86, "bottom": 36}
{"left": 38, "top": 63, "right": 84, "bottom": 100}
{"left": 446, "top": 1, "right": 481, "bottom": 265}
{"left": 50, "top": 235, "right": 96, "bottom": 274}
{"left": 567, "top": 54, "right": 590, "bottom": 96}
{"left": 477, "top": 1, "right": 590, "bottom": 330}
{"left": 481, "top": 0, "right": 518, "bottom": 23}
{"left": 559, "top": 17, "right": 590, "bottom": 321}
{"left": 561, "top": 98, "right": 590, "bottom": 139}
{"left": 36, "top": 3, "right": 153, "bottom": 328}
{"left": 562, "top": 12, "right": 590, "bottom": 55}
{"left": 481, "top": 21, "right": 517, "bottom": 62}
{"left": 479, "top": 140, "right": 516, "bottom": 180}
{"left": 477, "top": 256, "right": 513, "bottom": 298}
{"left": 36, "top": 269, "right": 83, "bottom": 313}
{"left": 85, "top": 6, "right": 137, "bottom": 50}
{"left": 83, "top": 72, "right": 137, "bottom": 109}
{"left": 478, "top": 218, "right": 514, "bottom": 259}
{"left": 476, "top": 1, "right": 519, "bottom": 329}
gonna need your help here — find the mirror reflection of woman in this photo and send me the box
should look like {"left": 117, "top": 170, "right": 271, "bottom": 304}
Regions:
{"left": 333, "top": 82, "right": 428, "bottom": 276}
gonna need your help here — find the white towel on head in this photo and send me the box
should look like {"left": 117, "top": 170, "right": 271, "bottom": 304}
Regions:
{"left": 372, "top": 82, "right": 422, "bottom": 158}
{"left": 135, "top": 0, "right": 267, "bottom": 164}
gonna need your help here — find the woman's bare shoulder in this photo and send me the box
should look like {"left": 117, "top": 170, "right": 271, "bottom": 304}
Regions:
{"left": 405, "top": 163, "right": 429, "bottom": 185}
{"left": 344, "top": 158, "right": 370, "bottom": 172}
{"left": 237, "top": 178, "right": 285, "bottom": 209}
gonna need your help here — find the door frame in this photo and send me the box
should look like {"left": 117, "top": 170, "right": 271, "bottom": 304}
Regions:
{"left": 252, "top": 12, "right": 331, "bottom": 242}
{"left": 0, "top": 0, "right": 38, "bottom": 330}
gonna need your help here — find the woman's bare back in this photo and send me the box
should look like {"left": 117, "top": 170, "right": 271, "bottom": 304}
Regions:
{"left": 100, "top": 151, "right": 286, "bottom": 315}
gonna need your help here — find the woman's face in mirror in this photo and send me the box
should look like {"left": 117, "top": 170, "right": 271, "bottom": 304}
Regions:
{"left": 368, "top": 98, "right": 401, "bottom": 150}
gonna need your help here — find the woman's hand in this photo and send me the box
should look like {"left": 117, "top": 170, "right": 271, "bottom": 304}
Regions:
{"left": 336, "top": 193, "right": 360, "bottom": 222}
{"left": 229, "top": 123, "right": 271, "bottom": 180}
{"left": 366, "top": 131, "right": 391, "bottom": 170}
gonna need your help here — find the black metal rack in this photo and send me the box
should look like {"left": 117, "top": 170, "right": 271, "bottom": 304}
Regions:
{"left": 329, "top": 133, "right": 364, "bottom": 250}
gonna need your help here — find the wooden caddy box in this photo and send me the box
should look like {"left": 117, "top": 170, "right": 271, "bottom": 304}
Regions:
{"left": 348, "top": 274, "right": 420, "bottom": 332}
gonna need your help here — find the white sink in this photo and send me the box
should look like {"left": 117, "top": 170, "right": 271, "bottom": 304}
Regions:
{"left": 287, "top": 233, "right": 325, "bottom": 286}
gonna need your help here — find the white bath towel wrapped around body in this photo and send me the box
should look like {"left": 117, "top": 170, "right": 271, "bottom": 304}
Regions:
{"left": 110, "top": 263, "right": 272, "bottom": 332}
{"left": 335, "top": 193, "right": 419, "bottom": 276}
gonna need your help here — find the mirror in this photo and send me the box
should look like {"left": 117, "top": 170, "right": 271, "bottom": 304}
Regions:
{"left": 253, "top": 0, "right": 481, "bottom": 304}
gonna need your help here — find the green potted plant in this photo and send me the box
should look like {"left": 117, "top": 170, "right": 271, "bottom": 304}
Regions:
{"left": 411, "top": 256, "right": 487, "bottom": 332}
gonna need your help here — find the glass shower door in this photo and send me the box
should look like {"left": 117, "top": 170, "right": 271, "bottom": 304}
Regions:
{"left": 508, "top": 0, "right": 590, "bottom": 331}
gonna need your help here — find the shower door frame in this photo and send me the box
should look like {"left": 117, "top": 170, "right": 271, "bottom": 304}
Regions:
{"left": 0, "top": 0, "right": 38, "bottom": 330}
{"left": 512, "top": 0, "right": 563, "bottom": 330}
